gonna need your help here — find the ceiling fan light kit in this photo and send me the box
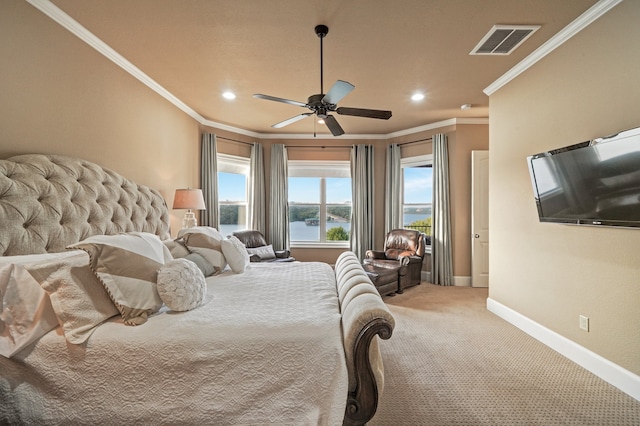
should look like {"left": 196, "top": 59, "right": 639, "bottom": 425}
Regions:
{"left": 253, "top": 25, "right": 392, "bottom": 136}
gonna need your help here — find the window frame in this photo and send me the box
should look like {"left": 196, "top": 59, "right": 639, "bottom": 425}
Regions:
{"left": 217, "top": 153, "right": 251, "bottom": 235}
{"left": 288, "top": 160, "right": 351, "bottom": 248}
{"left": 401, "top": 154, "right": 433, "bottom": 251}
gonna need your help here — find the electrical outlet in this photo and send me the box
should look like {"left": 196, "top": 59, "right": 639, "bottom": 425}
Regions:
{"left": 579, "top": 315, "right": 589, "bottom": 332}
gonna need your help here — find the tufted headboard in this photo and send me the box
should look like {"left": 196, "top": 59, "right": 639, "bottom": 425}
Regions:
{"left": 0, "top": 154, "right": 171, "bottom": 256}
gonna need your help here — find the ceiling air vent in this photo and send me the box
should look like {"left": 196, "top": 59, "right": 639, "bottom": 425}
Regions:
{"left": 471, "top": 25, "right": 540, "bottom": 55}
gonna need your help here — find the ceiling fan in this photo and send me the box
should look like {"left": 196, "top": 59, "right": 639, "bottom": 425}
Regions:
{"left": 253, "top": 25, "right": 392, "bottom": 136}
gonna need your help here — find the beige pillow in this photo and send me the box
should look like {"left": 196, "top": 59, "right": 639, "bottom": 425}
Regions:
{"left": 221, "top": 236, "right": 250, "bottom": 273}
{"left": 70, "top": 232, "right": 167, "bottom": 326}
{"left": 163, "top": 239, "right": 190, "bottom": 259}
{"left": 178, "top": 227, "right": 227, "bottom": 274}
{"left": 27, "top": 251, "right": 119, "bottom": 344}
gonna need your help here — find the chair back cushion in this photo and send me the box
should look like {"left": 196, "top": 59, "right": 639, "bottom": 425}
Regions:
{"left": 231, "top": 230, "right": 268, "bottom": 249}
{"left": 384, "top": 229, "right": 425, "bottom": 259}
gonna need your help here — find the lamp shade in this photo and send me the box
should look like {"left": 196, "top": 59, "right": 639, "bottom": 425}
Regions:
{"left": 173, "top": 189, "right": 206, "bottom": 210}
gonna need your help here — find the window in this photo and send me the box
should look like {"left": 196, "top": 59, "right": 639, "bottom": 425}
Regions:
{"left": 401, "top": 155, "right": 433, "bottom": 240}
{"left": 288, "top": 161, "right": 351, "bottom": 247}
{"left": 217, "top": 154, "right": 250, "bottom": 236}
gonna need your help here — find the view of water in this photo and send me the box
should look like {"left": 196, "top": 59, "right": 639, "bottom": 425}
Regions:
{"left": 219, "top": 212, "right": 431, "bottom": 242}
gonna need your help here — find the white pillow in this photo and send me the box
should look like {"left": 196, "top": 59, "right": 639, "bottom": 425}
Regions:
{"left": 0, "top": 251, "right": 81, "bottom": 358}
{"left": 157, "top": 259, "right": 207, "bottom": 312}
{"left": 27, "top": 252, "right": 119, "bottom": 344}
{"left": 69, "top": 232, "right": 167, "bottom": 326}
{"left": 246, "top": 245, "right": 276, "bottom": 261}
{"left": 220, "top": 236, "right": 250, "bottom": 273}
{"left": 178, "top": 227, "right": 227, "bottom": 274}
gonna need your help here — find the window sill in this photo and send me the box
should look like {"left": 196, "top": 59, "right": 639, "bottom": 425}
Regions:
{"left": 291, "top": 241, "right": 351, "bottom": 249}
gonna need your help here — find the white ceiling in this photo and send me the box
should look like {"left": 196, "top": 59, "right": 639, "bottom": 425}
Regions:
{"left": 45, "top": 0, "right": 598, "bottom": 137}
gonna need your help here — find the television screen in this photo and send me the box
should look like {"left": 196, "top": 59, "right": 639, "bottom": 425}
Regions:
{"left": 527, "top": 126, "right": 640, "bottom": 228}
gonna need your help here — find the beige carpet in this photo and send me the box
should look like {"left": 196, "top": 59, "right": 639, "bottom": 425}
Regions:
{"left": 369, "top": 283, "right": 640, "bottom": 425}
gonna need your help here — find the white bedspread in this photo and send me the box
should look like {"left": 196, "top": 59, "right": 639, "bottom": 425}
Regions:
{"left": 0, "top": 261, "right": 348, "bottom": 425}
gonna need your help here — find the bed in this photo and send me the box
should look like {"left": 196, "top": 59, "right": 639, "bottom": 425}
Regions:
{"left": 0, "top": 154, "right": 394, "bottom": 425}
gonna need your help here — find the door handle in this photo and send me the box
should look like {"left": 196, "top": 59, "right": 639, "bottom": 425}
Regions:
{"left": 474, "top": 234, "right": 480, "bottom": 238}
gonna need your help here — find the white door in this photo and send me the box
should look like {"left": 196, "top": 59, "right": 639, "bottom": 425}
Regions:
{"left": 471, "top": 150, "right": 489, "bottom": 287}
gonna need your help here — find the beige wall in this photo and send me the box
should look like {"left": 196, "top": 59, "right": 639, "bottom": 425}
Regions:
{"left": 1, "top": 2, "right": 488, "bottom": 277}
{"left": 489, "top": 1, "right": 640, "bottom": 374}
{"left": 0, "top": 1, "right": 201, "bottom": 235}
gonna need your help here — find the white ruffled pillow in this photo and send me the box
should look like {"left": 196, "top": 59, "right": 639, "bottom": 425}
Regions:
{"left": 157, "top": 259, "right": 207, "bottom": 312}
{"left": 221, "top": 236, "right": 250, "bottom": 273}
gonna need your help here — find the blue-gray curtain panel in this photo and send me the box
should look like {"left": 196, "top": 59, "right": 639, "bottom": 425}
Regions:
{"left": 431, "top": 133, "right": 454, "bottom": 286}
{"left": 385, "top": 143, "right": 402, "bottom": 236}
{"left": 268, "top": 144, "right": 290, "bottom": 251}
{"left": 350, "top": 144, "right": 375, "bottom": 261}
{"left": 250, "top": 142, "right": 266, "bottom": 233}
{"left": 200, "top": 132, "right": 219, "bottom": 229}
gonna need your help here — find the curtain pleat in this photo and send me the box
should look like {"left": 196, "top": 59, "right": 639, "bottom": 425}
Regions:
{"left": 268, "top": 144, "right": 290, "bottom": 251}
{"left": 431, "top": 133, "right": 454, "bottom": 286}
{"left": 385, "top": 143, "right": 402, "bottom": 235}
{"left": 200, "top": 132, "right": 219, "bottom": 229}
{"left": 249, "top": 143, "right": 266, "bottom": 233}
{"left": 350, "top": 144, "right": 375, "bottom": 261}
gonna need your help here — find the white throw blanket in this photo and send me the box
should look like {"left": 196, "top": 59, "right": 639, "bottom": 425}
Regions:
{"left": 0, "top": 262, "right": 348, "bottom": 425}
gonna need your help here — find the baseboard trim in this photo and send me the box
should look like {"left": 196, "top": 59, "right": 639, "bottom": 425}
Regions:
{"left": 420, "top": 273, "right": 471, "bottom": 287}
{"left": 454, "top": 276, "right": 471, "bottom": 287}
{"left": 487, "top": 297, "right": 640, "bottom": 402}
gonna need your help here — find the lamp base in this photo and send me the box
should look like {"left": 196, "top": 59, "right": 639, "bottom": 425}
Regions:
{"left": 182, "top": 210, "right": 197, "bottom": 229}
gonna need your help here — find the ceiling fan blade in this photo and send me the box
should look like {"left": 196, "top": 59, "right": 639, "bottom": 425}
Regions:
{"left": 322, "top": 80, "right": 355, "bottom": 105}
{"left": 336, "top": 107, "right": 392, "bottom": 120}
{"left": 272, "top": 113, "right": 313, "bottom": 129}
{"left": 253, "top": 93, "right": 307, "bottom": 108}
{"left": 323, "top": 115, "right": 345, "bottom": 136}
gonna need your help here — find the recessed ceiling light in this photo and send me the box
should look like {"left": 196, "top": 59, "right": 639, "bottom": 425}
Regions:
{"left": 411, "top": 93, "right": 425, "bottom": 102}
{"left": 222, "top": 91, "right": 236, "bottom": 100}
{"left": 461, "top": 103, "right": 471, "bottom": 110}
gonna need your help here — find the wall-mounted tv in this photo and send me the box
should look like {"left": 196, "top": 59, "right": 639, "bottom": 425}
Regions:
{"left": 527, "top": 125, "right": 640, "bottom": 228}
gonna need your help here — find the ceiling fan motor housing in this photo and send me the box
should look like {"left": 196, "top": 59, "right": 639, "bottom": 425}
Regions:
{"left": 315, "top": 25, "right": 329, "bottom": 38}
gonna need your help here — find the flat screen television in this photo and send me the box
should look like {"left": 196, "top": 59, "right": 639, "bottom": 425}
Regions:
{"left": 527, "top": 125, "right": 640, "bottom": 228}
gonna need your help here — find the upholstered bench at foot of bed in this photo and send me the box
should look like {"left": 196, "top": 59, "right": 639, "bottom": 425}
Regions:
{"left": 361, "top": 263, "right": 398, "bottom": 296}
{"left": 334, "top": 251, "right": 395, "bottom": 426}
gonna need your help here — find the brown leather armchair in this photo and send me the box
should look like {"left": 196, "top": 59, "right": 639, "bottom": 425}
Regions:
{"left": 231, "top": 230, "right": 295, "bottom": 262}
{"left": 364, "top": 229, "right": 426, "bottom": 292}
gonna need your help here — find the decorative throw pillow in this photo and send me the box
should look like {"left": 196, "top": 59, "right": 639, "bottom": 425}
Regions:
{"left": 163, "top": 239, "right": 190, "bottom": 259}
{"left": 220, "top": 236, "right": 250, "bottom": 273}
{"left": 27, "top": 252, "right": 119, "bottom": 344}
{"left": 246, "top": 244, "right": 277, "bottom": 261}
{"left": 69, "top": 232, "right": 167, "bottom": 326}
{"left": 178, "top": 227, "right": 227, "bottom": 274}
{"left": 184, "top": 252, "right": 216, "bottom": 277}
{"left": 157, "top": 259, "right": 207, "bottom": 312}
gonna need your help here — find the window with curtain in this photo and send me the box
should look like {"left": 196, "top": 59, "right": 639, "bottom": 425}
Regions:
{"left": 402, "top": 154, "right": 433, "bottom": 242}
{"left": 217, "top": 153, "right": 250, "bottom": 236}
{"left": 288, "top": 160, "right": 351, "bottom": 247}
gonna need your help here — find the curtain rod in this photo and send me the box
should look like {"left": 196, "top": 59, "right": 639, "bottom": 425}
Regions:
{"left": 216, "top": 136, "right": 255, "bottom": 146}
{"left": 397, "top": 137, "right": 432, "bottom": 147}
{"left": 285, "top": 145, "right": 353, "bottom": 149}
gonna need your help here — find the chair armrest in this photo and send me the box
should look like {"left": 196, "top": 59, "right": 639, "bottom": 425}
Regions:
{"left": 275, "top": 249, "right": 291, "bottom": 258}
{"left": 365, "top": 250, "right": 386, "bottom": 259}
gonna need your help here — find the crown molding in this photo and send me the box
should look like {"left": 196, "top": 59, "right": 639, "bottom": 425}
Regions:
{"left": 484, "top": 0, "right": 623, "bottom": 96}
{"left": 28, "top": 0, "right": 489, "bottom": 141}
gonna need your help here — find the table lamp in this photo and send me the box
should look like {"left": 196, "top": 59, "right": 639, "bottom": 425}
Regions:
{"left": 173, "top": 188, "right": 206, "bottom": 229}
